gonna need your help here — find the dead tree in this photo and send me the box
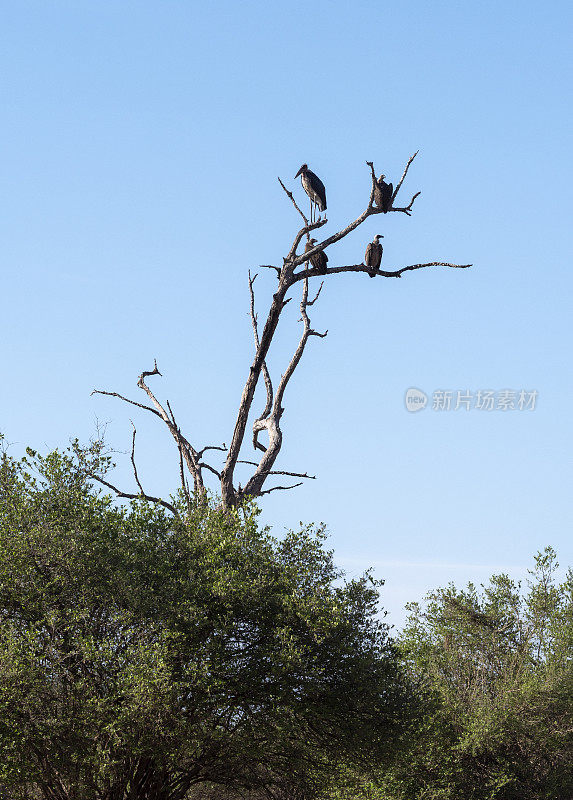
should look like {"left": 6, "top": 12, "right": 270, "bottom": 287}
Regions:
{"left": 92, "top": 153, "right": 471, "bottom": 511}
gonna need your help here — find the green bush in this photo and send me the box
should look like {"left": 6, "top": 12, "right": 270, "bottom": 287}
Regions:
{"left": 381, "top": 548, "right": 573, "bottom": 800}
{"left": 0, "top": 439, "right": 407, "bottom": 800}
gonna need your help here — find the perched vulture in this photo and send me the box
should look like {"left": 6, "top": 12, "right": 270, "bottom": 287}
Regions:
{"left": 295, "top": 164, "right": 327, "bottom": 221}
{"left": 374, "top": 174, "right": 393, "bottom": 212}
{"left": 364, "top": 234, "right": 384, "bottom": 277}
{"left": 304, "top": 238, "right": 328, "bottom": 274}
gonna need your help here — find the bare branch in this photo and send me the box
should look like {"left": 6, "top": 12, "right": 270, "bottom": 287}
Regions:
{"left": 278, "top": 176, "right": 309, "bottom": 226}
{"left": 199, "top": 462, "right": 222, "bottom": 479}
{"left": 394, "top": 260, "right": 472, "bottom": 276}
{"left": 166, "top": 399, "right": 177, "bottom": 428}
{"left": 389, "top": 191, "right": 422, "bottom": 217}
{"left": 177, "top": 440, "right": 192, "bottom": 513}
{"left": 130, "top": 423, "right": 145, "bottom": 495}
{"left": 249, "top": 270, "right": 275, "bottom": 455}
{"left": 365, "top": 161, "right": 378, "bottom": 208}
{"left": 137, "top": 361, "right": 171, "bottom": 421}
{"left": 260, "top": 264, "right": 281, "bottom": 276}
{"left": 249, "top": 271, "right": 274, "bottom": 419}
{"left": 392, "top": 150, "right": 419, "bottom": 202}
{"left": 197, "top": 444, "right": 227, "bottom": 458}
{"left": 275, "top": 278, "right": 316, "bottom": 416}
{"left": 405, "top": 190, "right": 421, "bottom": 211}
{"left": 88, "top": 473, "right": 177, "bottom": 516}
{"left": 140, "top": 359, "right": 162, "bottom": 381}
{"left": 266, "top": 470, "right": 315, "bottom": 479}
{"left": 308, "top": 281, "right": 324, "bottom": 306}
{"left": 258, "top": 482, "right": 304, "bottom": 496}
{"left": 292, "top": 261, "right": 472, "bottom": 283}
{"left": 166, "top": 400, "right": 193, "bottom": 510}
{"left": 167, "top": 400, "right": 208, "bottom": 501}
{"left": 91, "top": 390, "right": 160, "bottom": 418}
{"left": 237, "top": 460, "right": 315, "bottom": 479}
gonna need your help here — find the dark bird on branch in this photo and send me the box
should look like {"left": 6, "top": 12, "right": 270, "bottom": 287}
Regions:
{"left": 295, "top": 164, "right": 327, "bottom": 223}
{"left": 364, "top": 234, "right": 384, "bottom": 277}
{"left": 304, "top": 238, "right": 328, "bottom": 274}
{"left": 374, "top": 174, "right": 393, "bottom": 212}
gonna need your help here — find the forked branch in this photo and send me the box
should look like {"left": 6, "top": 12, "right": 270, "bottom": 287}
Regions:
{"left": 241, "top": 276, "right": 326, "bottom": 500}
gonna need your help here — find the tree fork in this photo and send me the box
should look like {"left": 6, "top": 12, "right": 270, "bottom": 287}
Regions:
{"left": 220, "top": 272, "right": 293, "bottom": 507}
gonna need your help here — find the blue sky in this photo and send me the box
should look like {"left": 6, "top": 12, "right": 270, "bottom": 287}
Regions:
{"left": 2, "top": 1, "right": 572, "bottom": 625}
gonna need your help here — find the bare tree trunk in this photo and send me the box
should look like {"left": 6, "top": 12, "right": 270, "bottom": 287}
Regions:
{"left": 221, "top": 278, "right": 291, "bottom": 507}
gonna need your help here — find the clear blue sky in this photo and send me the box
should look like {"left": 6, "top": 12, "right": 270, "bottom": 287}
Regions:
{"left": 2, "top": 1, "right": 572, "bottom": 626}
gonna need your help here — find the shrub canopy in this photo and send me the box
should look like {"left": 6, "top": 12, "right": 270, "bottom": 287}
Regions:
{"left": 0, "top": 440, "right": 407, "bottom": 800}
{"left": 381, "top": 547, "right": 573, "bottom": 800}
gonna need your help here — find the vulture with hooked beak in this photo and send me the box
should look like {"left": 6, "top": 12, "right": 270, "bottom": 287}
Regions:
{"left": 374, "top": 175, "right": 393, "bottom": 212}
{"left": 364, "top": 234, "right": 384, "bottom": 277}
{"left": 304, "top": 238, "right": 328, "bottom": 274}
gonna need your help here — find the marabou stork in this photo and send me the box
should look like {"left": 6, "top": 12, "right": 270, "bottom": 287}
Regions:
{"left": 295, "top": 164, "right": 327, "bottom": 223}
{"left": 374, "top": 174, "right": 393, "bottom": 213}
{"left": 364, "top": 234, "right": 384, "bottom": 278}
{"left": 304, "top": 238, "right": 328, "bottom": 274}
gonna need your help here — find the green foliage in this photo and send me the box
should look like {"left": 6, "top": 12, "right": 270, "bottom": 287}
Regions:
{"left": 0, "top": 440, "right": 407, "bottom": 800}
{"left": 381, "top": 548, "right": 573, "bottom": 800}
